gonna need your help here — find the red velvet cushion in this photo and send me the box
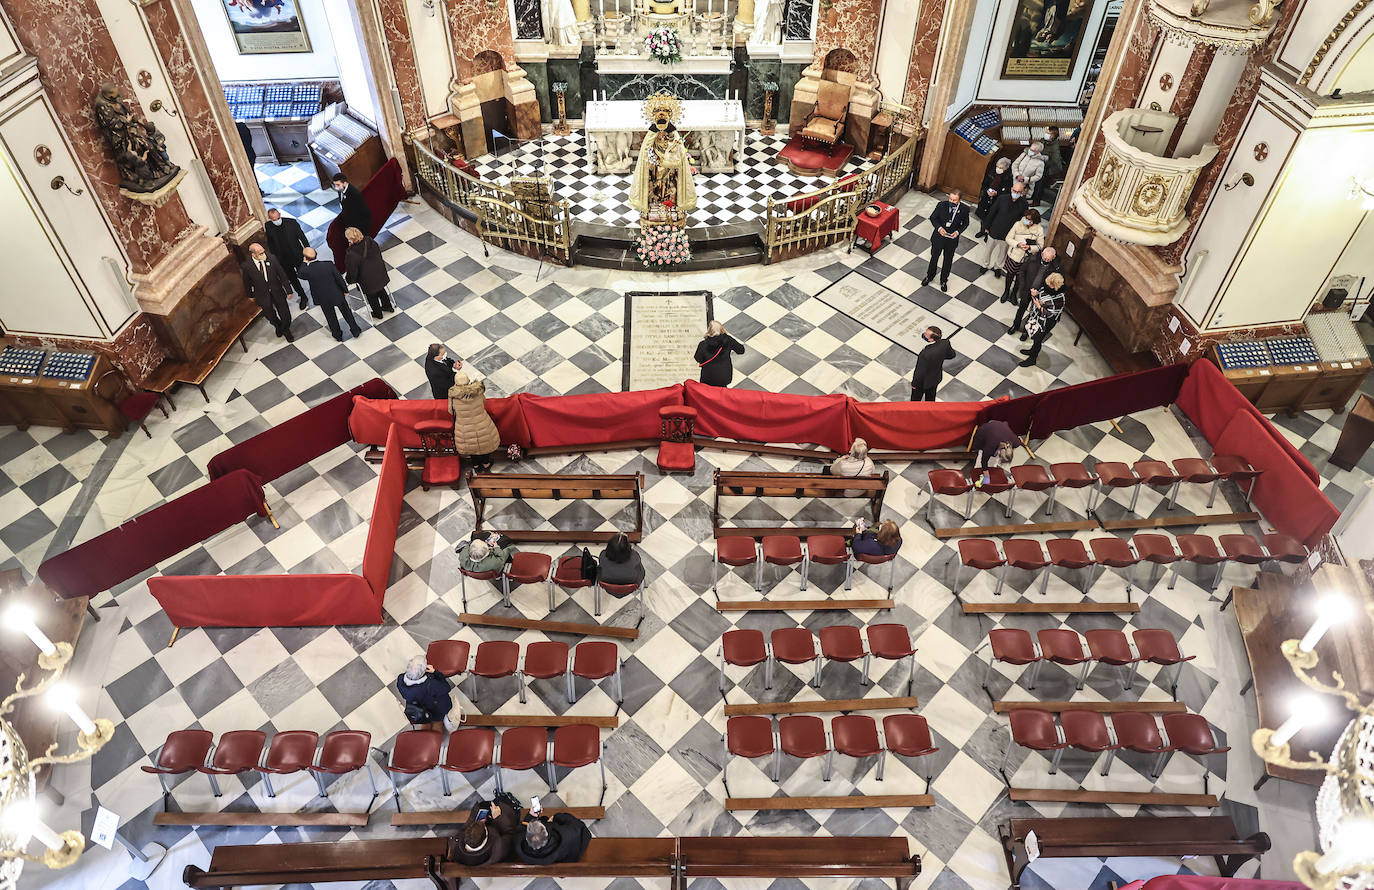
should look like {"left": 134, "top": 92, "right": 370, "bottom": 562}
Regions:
{"left": 656, "top": 441, "right": 695, "bottom": 471}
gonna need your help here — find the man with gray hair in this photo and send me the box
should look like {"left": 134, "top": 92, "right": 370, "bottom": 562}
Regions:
{"left": 458, "top": 533, "right": 517, "bottom": 574}
{"left": 395, "top": 654, "right": 459, "bottom": 731}
{"left": 515, "top": 812, "right": 593, "bottom": 865}
{"left": 298, "top": 246, "right": 363, "bottom": 341}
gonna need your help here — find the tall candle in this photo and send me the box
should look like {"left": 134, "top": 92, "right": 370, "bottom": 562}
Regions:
{"left": 1300, "top": 595, "right": 1353, "bottom": 652}
{"left": 3, "top": 604, "right": 57, "bottom": 656}
{"left": 49, "top": 684, "right": 97, "bottom": 736}
{"left": 1272, "top": 696, "right": 1321, "bottom": 747}
{"left": 3, "top": 803, "right": 64, "bottom": 852}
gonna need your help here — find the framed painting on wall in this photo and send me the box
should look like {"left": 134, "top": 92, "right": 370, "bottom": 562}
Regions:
{"left": 221, "top": 0, "right": 313, "bottom": 55}
{"left": 999, "top": 0, "right": 1093, "bottom": 79}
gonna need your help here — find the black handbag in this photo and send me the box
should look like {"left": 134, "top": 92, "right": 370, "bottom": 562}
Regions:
{"left": 580, "top": 547, "right": 598, "bottom": 580}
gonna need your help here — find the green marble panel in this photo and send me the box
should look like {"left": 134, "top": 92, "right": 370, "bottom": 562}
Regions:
{"left": 745, "top": 57, "right": 780, "bottom": 121}
{"left": 524, "top": 61, "right": 552, "bottom": 123}
{"left": 779, "top": 62, "right": 804, "bottom": 119}
{"left": 548, "top": 57, "right": 585, "bottom": 120}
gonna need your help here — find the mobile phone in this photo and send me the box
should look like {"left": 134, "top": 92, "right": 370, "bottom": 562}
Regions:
{"left": 476, "top": 807, "right": 490, "bottom": 820}
{"left": 530, "top": 796, "right": 542, "bottom": 815}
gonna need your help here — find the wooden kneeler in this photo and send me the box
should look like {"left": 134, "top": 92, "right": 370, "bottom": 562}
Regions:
{"left": 994, "top": 700, "right": 1187, "bottom": 714}
{"left": 726, "top": 794, "right": 934, "bottom": 812}
{"left": 724, "top": 696, "right": 919, "bottom": 717}
{"left": 1010, "top": 788, "right": 1219, "bottom": 807}
{"left": 154, "top": 811, "right": 369, "bottom": 827}
{"left": 459, "top": 612, "right": 639, "bottom": 640}
{"left": 717, "top": 598, "right": 895, "bottom": 612}
{"left": 392, "top": 805, "right": 605, "bottom": 826}
{"left": 962, "top": 601, "right": 1141, "bottom": 615}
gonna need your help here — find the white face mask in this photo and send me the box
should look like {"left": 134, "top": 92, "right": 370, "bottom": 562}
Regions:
{"left": 1022, "top": 217, "right": 1032, "bottom": 225}
{"left": 269, "top": 218, "right": 281, "bottom": 225}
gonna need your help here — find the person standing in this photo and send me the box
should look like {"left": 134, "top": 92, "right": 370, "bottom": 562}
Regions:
{"left": 974, "top": 158, "right": 1012, "bottom": 236}
{"left": 1000, "top": 209, "right": 1044, "bottom": 304}
{"left": 1011, "top": 141, "right": 1046, "bottom": 196}
{"left": 1034, "top": 126, "right": 1065, "bottom": 205}
{"left": 695, "top": 320, "right": 745, "bottom": 387}
{"left": 265, "top": 208, "right": 311, "bottom": 309}
{"left": 240, "top": 243, "right": 294, "bottom": 341}
{"left": 921, "top": 190, "right": 969, "bottom": 293}
{"left": 1008, "top": 246, "right": 1061, "bottom": 335}
{"left": 1019, "top": 272, "right": 1066, "bottom": 367}
{"left": 425, "top": 343, "right": 461, "bottom": 399}
{"left": 332, "top": 172, "right": 371, "bottom": 234}
{"left": 449, "top": 372, "right": 501, "bottom": 471}
{"left": 910, "top": 326, "right": 955, "bottom": 401}
{"left": 344, "top": 226, "right": 394, "bottom": 319}
{"left": 978, "top": 180, "right": 1029, "bottom": 276}
{"left": 297, "top": 247, "right": 363, "bottom": 341}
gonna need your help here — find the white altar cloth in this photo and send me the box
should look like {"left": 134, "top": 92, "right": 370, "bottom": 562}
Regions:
{"left": 585, "top": 99, "right": 745, "bottom": 174}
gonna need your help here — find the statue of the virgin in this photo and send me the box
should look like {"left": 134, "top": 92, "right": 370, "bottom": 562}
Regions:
{"left": 629, "top": 92, "right": 697, "bottom": 223}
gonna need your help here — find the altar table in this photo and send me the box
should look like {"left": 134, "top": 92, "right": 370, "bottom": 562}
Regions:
{"left": 585, "top": 99, "right": 745, "bottom": 174}
{"left": 852, "top": 201, "right": 899, "bottom": 254}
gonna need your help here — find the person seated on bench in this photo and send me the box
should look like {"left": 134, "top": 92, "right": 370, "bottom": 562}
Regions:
{"left": 458, "top": 533, "right": 517, "bottom": 574}
{"left": 450, "top": 797, "right": 520, "bottom": 866}
{"left": 450, "top": 372, "right": 500, "bottom": 472}
{"left": 397, "top": 655, "right": 460, "bottom": 732}
{"left": 971, "top": 420, "right": 1018, "bottom": 488}
{"left": 598, "top": 532, "right": 644, "bottom": 586}
{"left": 852, "top": 518, "right": 901, "bottom": 557}
{"left": 516, "top": 809, "right": 592, "bottom": 865}
{"left": 827, "top": 438, "right": 876, "bottom": 478}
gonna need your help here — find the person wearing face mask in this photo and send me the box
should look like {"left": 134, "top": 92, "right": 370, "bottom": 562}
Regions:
{"left": 910, "top": 326, "right": 955, "bottom": 401}
{"left": 974, "top": 157, "right": 1013, "bottom": 236}
{"left": 1019, "top": 271, "right": 1066, "bottom": 367}
{"left": 265, "top": 208, "right": 311, "bottom": 310}
{"left": 331, "top": 172, "right": 372, "bottom": 235}
{"left": 240, "top": 242, "right": 295, "bottom": 341}
{"left": 1000, "top": 209, "right": 1043, "bottom": 304}
{"left": 978, "top": 180, "right": 1029, "bottom": 277}
{"left": 1009, "top": 245, "right": 1062, "bottom": 336}
{"left": 1011, "top": 141, "right": 1046, "bottom": 196}
{"left": 921, "top": 190, "right": 970, "bottom": 293}
{"left": 425, "top": 343, "right": 462, "bottom": 399}
{"left": 1034, "top": 127, "right": 1064, "bottom": 204}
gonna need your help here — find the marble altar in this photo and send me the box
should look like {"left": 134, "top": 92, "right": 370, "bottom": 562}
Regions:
{"left": 586, "top": 98, "right": 744, "bottom": 173}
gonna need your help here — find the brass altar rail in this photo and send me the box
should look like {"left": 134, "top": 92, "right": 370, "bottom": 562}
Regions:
{"left": 764, "top": 133, "right": 919, "bottom": 264}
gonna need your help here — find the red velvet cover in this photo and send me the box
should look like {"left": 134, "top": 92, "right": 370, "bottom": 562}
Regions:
{"left": 348, "top": 396, "right": 531, "bottom": 449}
{"left": 1120, "top": 874, "right": 1300, "bottom": 890}
{"left": 207, "top": 378, "right": 396, "bottom": 481}
{"left": 38, "top": 469, "right": 268, "bottom": 600}
{"left": 685, "top": 381, "right": 851, "bottom": 452}
{"left": 361, "top": 424, "right": 407, "bottom": 599}
{"left": 1028, "top": 363, "right": 1190, "bottom": 439}
{"left": 520, "top": 386, "right": 684, "bottom": 448}
{"left": 976, "top": 394, "right": 1040, "bottom": 437}
{"left": 327, "top": 158, "right": 407, "bottom": 270}
{"left": 1214, "top": 410, "right": 1339, "bottom": 546}
{"left": 846, "top": 398, "right": 989, "bottom": 450}
{"left": 148, "top": 573, "right": 382, "bottom": 627}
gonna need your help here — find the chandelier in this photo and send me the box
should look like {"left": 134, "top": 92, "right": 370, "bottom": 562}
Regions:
{"left": 1249, "top": 567, "right": 1374, "bottom": 890}
{"left": 0, "top": 600, "right": 114, "bottom": 889}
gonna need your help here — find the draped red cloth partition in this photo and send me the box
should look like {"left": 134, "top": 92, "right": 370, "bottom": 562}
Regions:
{"left": 976, "top": 393, "right": 1040, "bottom": 437}
{"left": 208, "top": 378, "right": 396, "bottom": 481}
{"left": 684, "top": 382, "right": 851, "bottom": 452}
{"left": 38, "top": 469, "right": 268, "bottom": 600}
{"left": 1213, "top": 410, "right": 1338, "bottom": 546}
{"left": 520, "top": 385, "right": 684, "bottom": 448}
{"left": 348, "top": 395, "right": 531, "bottom": 448}
{"left": 1118, "top": 873, "right": 1304, "bottom": 890}
{"left": 361, "top": 425, "right": 406, "bottom": 598}
{"left": 149, "top": 574, "right": 381, "bottom": 628}
{"left": 326, "top": 158, "right": 408, "bottom": 271}
{"left": 846, "top": 399, "right": 990, "bottom": 450}
{"left": 1028, "top": 363, "right": 1190, "bottom": 440}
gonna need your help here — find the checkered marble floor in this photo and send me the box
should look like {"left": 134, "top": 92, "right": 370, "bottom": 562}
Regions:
{"left": 467, "top": 132, "right": 872, "bottom": 228}
{"left": 8, "top": 163, "right": 1370, "bottom": 890}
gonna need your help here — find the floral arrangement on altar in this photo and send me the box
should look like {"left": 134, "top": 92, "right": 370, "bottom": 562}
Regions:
{"left": 645, "top": 26, "right": 683, "bottom": 64}
{"left": 635, "top": 215, "right": 691, "bottom": 268}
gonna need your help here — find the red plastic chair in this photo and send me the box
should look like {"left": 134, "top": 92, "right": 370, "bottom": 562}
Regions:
{"left": 439, "top": 727, "right": 496, "bottom": 795}
{"left": 806, "top": 534, "right": 851, "bottom": 590}
{"left": 1133, "top": 628, "right": 1194, "bottom": 698}
{"left": 1103, "top": 712, "right": 1165, "bottom": 775}
{"left": 504, "top": 551, "right": 552, "bottom": 609}
{"left": 522, "top": 640, "right": 571, "bottom": 703}
{"left": 719, "top": 628, "right": 769, "bottom": 691}
{"left": 1218, "top": 535, "right": 1267, "bottom": 609}
{"left": 1059, "top": 710, "right": 1118, "bottom": 775}
{"left": 459, "top": 564, "right": 504, "bottom": 611}
{"left": 1001, "top": 710, "right": 1065, "bottom": 784}
{"left": 816, "top": 625, "right": 867, "bottom": 688}
{"left": 1032, "top": 629, "right": 1091, "bottom": 690}
{"left": 1209, "top": 454, "right": 1261, "bottom": 509}
{"left": 550, "top": 724, "right": 606, "bottom": 804}
{"left": 714, "top": 537, "right": 759, "bottom": 593}
{"left": 496, "top": 725, "right": 548, "bottom": 794}
{"left": 761, "top": 535, "right": 805, "bottom": 592}
{"left": 1008, "top": 464, "right": 1055, "bottom": 519}
{"left": 779, "top": 715, "right": 832, "bottom": 781}
{"left": 310, "top": 730, "right": 374, "bottom": 799}
{"left": 1084, "top": 629, "right": 1140, "bottom": 692}
{"left": 853, "top": 550, "right": 898, "bottom": 594}
{"left": 597, "top": 578, "right": 644, "bottom": 623}
{"left": 1046, "top": 538, "right": 1094, "bottom": 594}
{"left": 723, "top": 715, "right": 778, "bottom": 795}
{"left": 926, "top": 469, "right": 973, "bottom": 524}
{"left": 830, "top": 714, "right": 883, "bottom": 780}
{"left": 1169, "top": 534, "right": 1226, "bottom": 591}
{"left": 1089, "top": 461, "right": 1142, "bottom": 515}
{"left": 550, "top": 554, "right": 594, "bottom": 613}
{"left": 1159, "top": 713, "right": 1231, "bottom": 791}
{"left": 199, "top": 730, "right": 267, "bottom": 797}
{"left": 1262, "top": 533, "right": 1307, "bottom": 570}
{"left": 1131, "top": 533, "right": 1180, "bottom": 589}
{"left": 953, "top": 538, "right": 1004, "bottom": 596}
{"left": 983, "top": 628, "right": 1040, "bottom": 692}
{"left": 1170, "top": 458, "right": 1219, "bottom": 510}
{"left": 427, "top": 640, "right": 470, "bottom": 678}
{"left": 384, "top": 729, "right": 442, "bottom": 810}
{"left": 1002, "top": 538, "right": 1049, "bottom": 597}
{"left": 570, "top": 641, "right": 622, "bottom": 704}
{"left": 1088, "top": 536, "right": 1139, "bottom": 594}
{"left": 770, "top": 627, "right": 820, "bottom": 689}
{"left": 882, "top": 714, "right": 940, "bottom": 791}
{"left": 470, "top": 640, "right": 524, "bottom": 703}
{"left": 865, "top": 624, "right": 917, "bottom": 694}
{"left": 1133, "top": 459, "right": 1181, "bottom": 510}
{"left": 415, "top": 419, "right": 462, "bottom": 491}
{"left": 257, "top": 730, "right": 319, "bottom": 798}
{"left": 142, "top": 729, "right": 214, "bottom": 803}
{"left": 1047, "top": 462, "right": 1095, "bottom": 513}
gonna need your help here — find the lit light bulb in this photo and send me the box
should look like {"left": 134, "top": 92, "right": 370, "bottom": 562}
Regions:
{"left": 47, "top": 683, "right": 97, "bottom": 736}
{"left": 1317, "top": 817, "right": 1374, "bottom": 873}
{"left": 2, "top": 604, "right": 56, "bottom": 656}
{"left": 1, "top": 801, "right": 65, "bottom": 851}
{"left": 1272, "top": 694, "right": 1323, "bottom": 747}
{"left": 1300, "top": 594, "right": 1355, "bottom": 653}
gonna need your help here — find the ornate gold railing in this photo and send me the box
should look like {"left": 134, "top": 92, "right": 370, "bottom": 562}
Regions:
{"left": 413, "top": 138, "right": 572, "bottom": 264}
{"left": 763, "top": 132, "right": 920, "bottom": 263}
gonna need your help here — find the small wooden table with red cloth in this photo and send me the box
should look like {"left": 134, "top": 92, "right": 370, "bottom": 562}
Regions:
{"left": 851, "top": 202, "right": 899, "bottom": 254}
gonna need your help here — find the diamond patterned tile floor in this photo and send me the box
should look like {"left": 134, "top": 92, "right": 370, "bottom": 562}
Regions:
{"left": 8, "top": 161, "right": 1368, "bottom": 890}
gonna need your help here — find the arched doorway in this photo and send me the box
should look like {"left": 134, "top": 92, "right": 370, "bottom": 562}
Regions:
{"left": 472, "top": 50, "right": 515, "bottom": 155}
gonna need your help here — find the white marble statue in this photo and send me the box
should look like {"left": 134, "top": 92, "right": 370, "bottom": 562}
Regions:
{"left": 753, "top": 0, "right": 782, "bottom": 43}
{"left": 548, "top": 0, "right": 582, "bottom": 47}
{"left": 595, "top": 130, "right": 635, "bottom": 172}
{"left": 700, "top": 130, "right": 732, "bottom": 169}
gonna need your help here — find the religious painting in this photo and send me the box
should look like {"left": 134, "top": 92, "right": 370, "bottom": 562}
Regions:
{"left": 220, "top": 0, "right": 313, "bottom": 55}
{"left": 999, "top": 0, "right": 1093, "bottom": 80}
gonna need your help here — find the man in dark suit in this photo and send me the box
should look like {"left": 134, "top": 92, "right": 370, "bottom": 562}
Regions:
{"left": 922, "top": 189, "right": 970, "bottom": 293}
{"left": 1008, "top": 246, "right": 1062, "bottom": 336}
{"left": 240, "top": 243, "right": 294, "bottom": 341}
{"left": 298, "top": 247, "right": 362, "bottom": 342}
{"left": 910, "top": 326, "right": 955, "bottom": 401}
{"left": 331, "top": 172, "right": 371, "bottom": 235}
{"left": 265, "top": 208, "right": 311, "bottom": 310}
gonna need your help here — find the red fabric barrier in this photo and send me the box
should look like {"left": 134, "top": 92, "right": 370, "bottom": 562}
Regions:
{"left": 976, "top": 393, "right": 1041, "bottom": 437}
{"left": 348, "top": 396, "right": 531, "bottom": 449}
{"left": 1121, "top": 877, "right": 1301, "bottom": 890}
{"left": 846, "top": 399, "right": 990, "bottom": 451}
{"left": 519, "top": 386, "right": 684, "bottom": 448}
{"left": 1214, "top": 410, "right": 1338, "bottom": 546}
{"left": 149, "top": 573, "right": 382, "bottom": 627}
{"left": 208, "top": 378, "right": 396, "bottom": 481}
{"left": 327, "top": 158, "right": 407, "bottom": 270}
{"left": 1029, "top": 363, "right": 1190, "bottom": 440}
{"left": 685, "top": 382, "right": 851, "bottom": 452}
{"left": 1175, "top": 359, "right": 1321, "bottom": 485}
{"left": 38, "top": 469, "right": 268, "bottom": 599}
{"left": 361, "top": 425, "right": 406, "bottom": 599}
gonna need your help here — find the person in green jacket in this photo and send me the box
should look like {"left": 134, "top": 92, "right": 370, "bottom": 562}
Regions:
{"left": 458, "top": 534, "right": 517, "bottom": 573}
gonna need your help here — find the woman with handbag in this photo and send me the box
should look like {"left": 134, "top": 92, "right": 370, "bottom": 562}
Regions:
{"left": 694, "top": 320, "right": 745, "bottom": 387}
{"left": 344, "top": 226, "right": 394, "bottom": 319}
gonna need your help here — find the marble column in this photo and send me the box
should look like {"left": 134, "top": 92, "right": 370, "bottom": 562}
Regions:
{"left": 376, "top": 0, "right": 428, "bottom": 134}
{"left": 812, "top": 0, "right": 882, "bottom": 74}
{"left": 915, "top": 0, "right": 976, "bottom": 188}
{"left": 446, "top": 0, "right": 517, "bottom": 85}
{"left": 902, "top": 0, "right": 950, "bottom": 127}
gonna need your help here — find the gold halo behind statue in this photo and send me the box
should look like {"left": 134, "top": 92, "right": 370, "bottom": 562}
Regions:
{"left": 641, "top": 92, "right": 683, "bottom": 130}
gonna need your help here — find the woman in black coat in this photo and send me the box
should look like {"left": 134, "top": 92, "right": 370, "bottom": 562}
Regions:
{"left": 344, "top": 227, "right": 394, "bottom": 319}
{"left": 424, "top": 343, "right": 461, "bottom": 399}
{"left": 694, "top": 320, "right": 745, "bottom": 387}
{"left": 974, "top": 157, "right": 1013, "bottom": 233}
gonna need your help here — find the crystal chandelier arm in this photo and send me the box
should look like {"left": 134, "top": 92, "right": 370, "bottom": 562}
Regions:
{"left": 1283, "top": 639, "right": 1367, "bottom": 712}
{"left": 27, "top": 718, "right": 115, "bottom": 770}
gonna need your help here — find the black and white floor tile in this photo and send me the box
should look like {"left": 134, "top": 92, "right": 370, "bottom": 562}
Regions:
{"left": 9, "top": 161, "right": 1371, "bottom": 890}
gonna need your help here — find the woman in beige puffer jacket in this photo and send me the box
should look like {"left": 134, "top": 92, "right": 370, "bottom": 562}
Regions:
{"left": 449, "top": 372, "right": 501, "bottom": 465}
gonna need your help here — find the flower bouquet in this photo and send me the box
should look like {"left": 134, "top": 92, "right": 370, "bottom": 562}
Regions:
{"left": 645, "top": 26, "right": 683, "bottom": 64}
{"left": 635, "top": 218, "right": 692, "bottom": 269}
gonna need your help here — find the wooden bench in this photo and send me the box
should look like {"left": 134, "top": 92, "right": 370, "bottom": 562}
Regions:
{"left": 724, "top": 696, "right": 918, "bottom": 716}
{"left": 460, "top": 612, "right": 640, "bottom": 640}
{"left": 470, "top": 472, "right": 645, "bottom": 544}
{"left": 713, "top": 470, "right": 890, "bottom": 538}
{"left": 183, "top": 837, "right": 448, "bottom": 887}
{"left": 141, "top": 301, "right": 259, "bottom": 402}
{"left": 428, "top": 837, "right": 678, "bottom": 888}
{"left": 998, "top": 816, "right": 1269, "bottom": 890}
{"left": 994, "top": 700, "right": 1187, "bottom": 714}
{"left": 1009, "top": 788, "right": 1219, "bottom": 807}
{"left": 725, "top": 794, "right": 935, "bottom": 812}
{"left": 678, "top": 836, "right": 920, "bottom": 890}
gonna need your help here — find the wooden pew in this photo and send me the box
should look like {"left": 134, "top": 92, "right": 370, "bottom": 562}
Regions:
{"left": 470, "top": 472, "right": 645, "bottom": 544}
{"left": 428, "top": 837, "right": 678, "bottom": 889}
{"left": 998, "top": 816, "right": 1269, "bottom": 890}
{"left": 183, "top": 837, "right": 448, "bottom": 888}
{"left": 678, "top": 836, "right": 920, "bottom": 890}
{"left": 713, "top": 469, "right": 890, "bottom": 537}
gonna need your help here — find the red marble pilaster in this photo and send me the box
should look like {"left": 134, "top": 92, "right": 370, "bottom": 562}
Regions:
{"left": 10, "top": 315, "right": 169, "bottom": 385}
{"left": 0, "top": 0, "right": 195, "bottom": 273}
{"left": 447, "top": 0, "right": 516, "bottom": 83}
{"left": 814, "top": 0, "right": 883, "bottom": 74}
{"left": 377, "top": 0, "right": 426, "bottom": 130}
{"left": 902, "top": 0, "right": 949, "bottom": 124}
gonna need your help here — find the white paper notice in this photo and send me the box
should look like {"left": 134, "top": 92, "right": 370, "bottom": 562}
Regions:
{"left": 1025, "top": 830, "right": 1041, "bottom": 862}
{"left": 1179, "top": 338, "right": 1191, "bottom": 354}
{"left": 1065, "top": 242, "right": 1075, "bottom": 257}
{"left": 91, "top": 807, "right": 119, "bottom": 850}
{"left": 1169, "top": 315, "right": 1180, "bottom": 333}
